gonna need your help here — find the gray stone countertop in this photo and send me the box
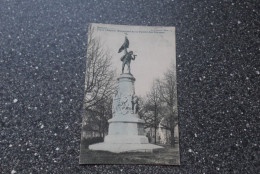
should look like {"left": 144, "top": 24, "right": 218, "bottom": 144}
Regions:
{"left": 0, "top": 0, "right": 259, "bottom": 173}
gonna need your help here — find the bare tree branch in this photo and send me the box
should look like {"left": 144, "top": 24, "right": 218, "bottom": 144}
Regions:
{"left": 83, "top": 25, "right": 116, "bottom": 111}
{"left": 139, "top": 64, "right": 178, "bottom": 146}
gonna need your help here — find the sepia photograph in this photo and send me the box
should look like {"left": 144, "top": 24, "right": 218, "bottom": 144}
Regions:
{"left": 79, "top": 23, "right": 179, "bottom": 165}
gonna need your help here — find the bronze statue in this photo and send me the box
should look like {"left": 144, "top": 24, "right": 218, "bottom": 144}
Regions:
{"left": 118, "top": 36, "right": 137, "bottom": 74}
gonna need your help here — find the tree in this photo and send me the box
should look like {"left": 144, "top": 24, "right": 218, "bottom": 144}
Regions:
{"left": 83, "top": 25, "right": 116, "bottom": 111}
{"left": 141, "top": 81, "right": 163, "bottom": 144}
{"left": 84, "top": 97, "right": 113, "bottom": 138}
{"left": 140, "top": 64, "right": 178, "bottom": 146}
{"left": 82, "top": 25, "right": 116, "bottom": 138}
{"left": 157, "top": 65, "right": 178, "bottom": 146}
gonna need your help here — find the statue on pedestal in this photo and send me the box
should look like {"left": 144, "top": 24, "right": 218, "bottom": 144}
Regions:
{"left": 89, "top": 35, "right": 163, "bottom": 153}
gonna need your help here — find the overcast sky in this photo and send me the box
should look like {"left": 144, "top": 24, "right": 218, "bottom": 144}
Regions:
{"left": 90, "top": 23, "right": 176, "bottom": 97}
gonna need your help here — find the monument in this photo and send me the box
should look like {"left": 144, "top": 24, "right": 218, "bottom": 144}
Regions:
{"left": 89, "top": 36, "right": 163, "bottom": 153}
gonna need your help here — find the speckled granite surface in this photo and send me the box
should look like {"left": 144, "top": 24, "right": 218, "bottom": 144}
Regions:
{"left": 0, "top": 0, "right": 259, "bottom": 173}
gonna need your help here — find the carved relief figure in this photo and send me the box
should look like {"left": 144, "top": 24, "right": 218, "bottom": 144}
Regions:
{"left": 132, "top": 95, "right": 139, "bottom": 114}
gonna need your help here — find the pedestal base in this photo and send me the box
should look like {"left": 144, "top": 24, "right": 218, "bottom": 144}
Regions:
{"left": 89, "top": 115, "right": 164, "bottom": 153}
{"left": 89, "top": 142, "right": 163, "bottom": 153}
{"left": 88, "top": 73, "right": 164, "bottom": 153}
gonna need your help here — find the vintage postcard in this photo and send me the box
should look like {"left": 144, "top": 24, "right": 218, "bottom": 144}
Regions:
{"left": 79, "top": 23, "right": 179, "bottom": 165}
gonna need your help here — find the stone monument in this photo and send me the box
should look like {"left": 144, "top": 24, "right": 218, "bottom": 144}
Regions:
{"left": 89, "top": 36, "right": 163, "bottom": 153}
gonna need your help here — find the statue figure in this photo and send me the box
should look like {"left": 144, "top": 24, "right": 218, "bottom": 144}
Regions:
{"left": 118, "top": 36, "right": 137, "bottom": 74}
{"left": 132, "top": 95, "right": 139, "bottom": 114}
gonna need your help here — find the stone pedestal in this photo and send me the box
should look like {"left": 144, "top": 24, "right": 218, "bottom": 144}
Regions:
{"left": 89, "top": 73, "right": 163, "bottom": 153}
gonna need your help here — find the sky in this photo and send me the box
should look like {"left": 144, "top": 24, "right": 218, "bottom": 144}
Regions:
{"left": 90, "top": 23, "right": 176, "bottom": 97}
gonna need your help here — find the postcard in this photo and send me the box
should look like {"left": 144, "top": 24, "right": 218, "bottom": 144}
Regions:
{"left": 80, "top": 23, "right": 179, "bottom": 165}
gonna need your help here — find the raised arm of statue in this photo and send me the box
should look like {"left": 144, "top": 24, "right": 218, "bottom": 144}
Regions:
{"left": 132, "top": 54, "right": 137, "bottom": 60}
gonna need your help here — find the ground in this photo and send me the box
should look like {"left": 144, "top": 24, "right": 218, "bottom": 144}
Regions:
{"left": 79, "top": 144, "right": 180, "bottom": 165}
